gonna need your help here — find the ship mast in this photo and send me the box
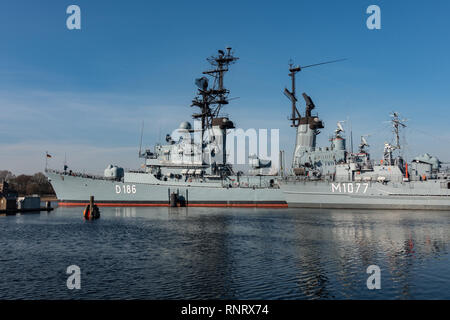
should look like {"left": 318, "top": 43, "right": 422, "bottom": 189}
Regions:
{"left": 284, "top": 62, "right": 302, "bottom": 127}
{"left": 283, "top": 58, "right": 346, "bottom": 127}
{"left": 391, "top": 112, "right": 407, "bottom": 150}
{"left": 191, "top": 47, "right": 238, "bottom": 151}
{"left": 383, "top": 112, "right": 407, "bottom": 165}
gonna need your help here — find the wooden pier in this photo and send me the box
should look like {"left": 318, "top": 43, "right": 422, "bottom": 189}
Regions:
{"left": 0, "top": 206, "right": 54, "bottom": 216}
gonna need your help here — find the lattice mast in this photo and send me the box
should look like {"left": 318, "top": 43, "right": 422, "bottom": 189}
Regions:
{"left": 191, "top": 47, "right": 238, "bottom": 149}
{"left": 383, "top": 112, "right": 407, "bottom": 165}
{"left": 391, "top": 112, "right": 407, "bottom": 150}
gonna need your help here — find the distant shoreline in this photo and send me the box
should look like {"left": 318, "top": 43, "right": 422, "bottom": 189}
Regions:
{"left": 1, "top": 170, "right": 56, "bottom": 199}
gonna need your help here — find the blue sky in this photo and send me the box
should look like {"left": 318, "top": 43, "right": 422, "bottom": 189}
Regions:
{"left": 1, "top": 0, "right": 450, "bottom": 174}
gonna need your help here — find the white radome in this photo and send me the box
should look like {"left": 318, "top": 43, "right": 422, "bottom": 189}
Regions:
{"left": 179, "top": 121, "right": 192, "bottom": 130}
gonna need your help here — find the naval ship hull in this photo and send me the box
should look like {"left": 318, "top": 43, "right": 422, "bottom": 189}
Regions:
{"left": 47, "top": 172, "right": 287, "bottom": 208}
{"left": 281, "top": 180, "right": 450, "bottom": 210}
{"left": 48, "top": 172, "right": 450, "bottom": 210}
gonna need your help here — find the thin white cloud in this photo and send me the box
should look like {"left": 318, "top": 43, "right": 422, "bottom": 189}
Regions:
{"left": 1, "top": 88, "right": 449, "bottom": 176}
{"left": 0, "top": 142, "right": 141, "bottom": 175}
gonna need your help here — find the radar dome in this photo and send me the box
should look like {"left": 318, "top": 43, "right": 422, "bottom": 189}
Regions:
{"left": 179, "top": 121, "right": 192, "bottom": 130}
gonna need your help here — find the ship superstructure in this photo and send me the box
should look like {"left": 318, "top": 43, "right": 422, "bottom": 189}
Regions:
{"left": 280, "top": 62, "right": 450, "bottom": 210}
{"left": 46, "top": 48, "right": 286, "bottom": 207}
{"left": 139, "top": 48, "right": 238, "bottom": 179}
{"left": 45, "top": 50, "right": 450, "bottom": 210}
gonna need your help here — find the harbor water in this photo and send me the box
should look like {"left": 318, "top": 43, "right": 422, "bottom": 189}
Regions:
{"left": 0, "top": 207, "right": 449, "bottom": 299}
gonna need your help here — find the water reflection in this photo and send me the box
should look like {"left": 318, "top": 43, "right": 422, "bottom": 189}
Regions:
{"left": 290, "top": 209, "right": 450, "bottom": 299}
{"left": 0, "top": 207, "right": 449, "bottom": 299}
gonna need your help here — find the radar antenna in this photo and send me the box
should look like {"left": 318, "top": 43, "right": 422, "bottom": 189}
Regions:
{"left": 359, "top": 135, "right": 370, "bottom": 153}
{"left": 336, "top": 121, "right": 345, "bottom": 135}
{"left": 191, "top": 48, "right": 238, "bottom": 165}
{"left": 283, "top": 58, "right": 346, "bottom": 127}
{"left": 191, "top": 47, "right": 238, "bottom": 134}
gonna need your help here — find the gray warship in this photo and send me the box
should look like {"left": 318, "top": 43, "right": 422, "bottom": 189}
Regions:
{"left": 46, "top": 48, "right": 287, "bottom": 208}
{"left": 279, "top": 62, "right": 450, "bottom": 210}
{"left": 46, "top": 49, "right": 450, "bottom": 210}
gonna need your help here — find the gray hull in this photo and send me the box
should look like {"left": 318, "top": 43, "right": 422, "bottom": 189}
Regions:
{"left": 281, "top": 180, "right": 450, "bottom": 210}
{"left": 48, "top": 172, "right": 450, "bottom": 210}
{"left": 47, "top": 172, "right": 287, "bottom": 207}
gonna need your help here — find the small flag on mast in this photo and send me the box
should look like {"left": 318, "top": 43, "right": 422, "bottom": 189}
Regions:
{"left": 45, "top": 151, "right": 52, "bottom": 171}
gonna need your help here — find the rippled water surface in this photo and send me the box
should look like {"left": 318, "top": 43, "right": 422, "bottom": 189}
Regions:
{"left": 1, "top": 207, "right": 449, "bottom": 299}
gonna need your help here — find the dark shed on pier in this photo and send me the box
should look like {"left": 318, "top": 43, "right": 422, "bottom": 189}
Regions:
{"left": 0, "top": 181, "right": 18, "bottom": 211}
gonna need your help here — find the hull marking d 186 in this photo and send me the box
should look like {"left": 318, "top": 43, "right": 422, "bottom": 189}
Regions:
{"left": 115, "top": 185, "right": 137, "bottom": 194}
